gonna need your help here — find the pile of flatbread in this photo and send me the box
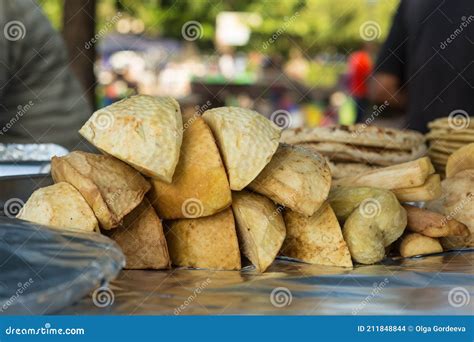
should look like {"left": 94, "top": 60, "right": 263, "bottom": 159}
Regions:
{"left": 17, "top": 96, "right": 347, "bottom": 272}
{"left": 281, "top": 125, "right": 426, "bottom": 179}
{"left": 426, "top": 116, "right": 474, "bottom": 174}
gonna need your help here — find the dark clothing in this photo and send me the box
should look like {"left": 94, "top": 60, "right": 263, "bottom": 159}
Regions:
{"left": 0, "top": 0, "right": 91, "bottom": 150}
{"left": 354, "top": 97, "right": 369, "bottom": 124}
{"left": 375, "top": 0, "right": 474, "bottom": 133}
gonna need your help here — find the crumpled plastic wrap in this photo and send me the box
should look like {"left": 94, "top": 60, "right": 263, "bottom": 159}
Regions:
{"left": 61, "top": 250, "right": 474, "bottom": 315}
{"left": 0, "top": 144, "right": 68, "bottom": 177}
{"left": 0, "top": 217, "right": 124, "bottom": 315}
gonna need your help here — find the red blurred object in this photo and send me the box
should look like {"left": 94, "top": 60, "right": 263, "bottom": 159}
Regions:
{"left": 348, "top": 50, "right": 372, "bottom": 98}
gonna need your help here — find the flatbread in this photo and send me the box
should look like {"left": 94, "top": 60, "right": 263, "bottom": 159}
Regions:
{"left": 281, "top": 124, "right": 425, "bottom": 151}
{"left": 106, "top": 198, "right": 170, "bottom": 269}
{"left": 426, "top": 131, "right": 474, "bottom": 142}
{"left": 297, "top": 142, "right": 427, "bottom": 166}
{"left": 281, "top": 202, "right": 353, "bottom": 268}
{"left": 79, "top": 95, "right": 183, "bottom": 182}
{"left": 429, "top": 144, "right": 460, "bottom": 155}
{"left": 232, "top": 191, "right": 286, "bottom": 272}
{"left": 426, "top": 170, "right": 474, "bottom": 247}
{"left": 51, "top": 151, "right": 151, "bottom": 230}
{"left": 249, "top": 144, "right": 331, "bottom": 216}
{"left": 165, "top": 208, "right": 241, "bottom": 270}
{"left": 429, "top": 140, "right": 466, "bottom": 150}
{"left": 202, "top": 107, "right": 281, "bottom": 190}
{"left": 430, "top": 127, "right": 474, "bottom": 135}
{"left": 428, "top": 116, "right": 474, "bottom": 129}
{"left": 148, "top": 116, "right": 231, "bottom": 219}
{"left": 428, "top": 150, "right": 449, "bottom": 163}
{"left": 17, "top": 182, "right": 98, "bottom": 232}
{"left": 326, "top": 161, "right": 378, "bottom": 179}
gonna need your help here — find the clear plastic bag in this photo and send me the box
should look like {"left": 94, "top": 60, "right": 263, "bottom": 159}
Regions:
{"left": 0, "top": 217, "right": 124, "bottom": 314}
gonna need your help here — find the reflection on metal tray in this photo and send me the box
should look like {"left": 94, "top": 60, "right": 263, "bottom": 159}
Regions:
{"left": 0, "top": 144, "right": 68, "bottom": 177}
{"left": 61, "top": 250, "right": 474, "bottom": 315}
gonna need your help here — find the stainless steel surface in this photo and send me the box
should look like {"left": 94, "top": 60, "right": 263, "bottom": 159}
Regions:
{"left": 62, "top": 250, "right": 474, "bottom": 315}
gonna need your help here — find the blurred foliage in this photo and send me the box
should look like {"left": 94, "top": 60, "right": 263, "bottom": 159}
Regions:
{"left": 38, "top": 0, "right": 398, "bottom": 54}
{"left": 306, "top": 61, "right": 347, "bottom": 88}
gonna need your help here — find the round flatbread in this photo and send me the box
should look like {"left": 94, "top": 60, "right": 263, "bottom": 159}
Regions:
{"left": 428, "top": 116, "right": 474, "bottom": 130}
{"left": 426, "top": 131, "right": 474, "bottom": 142}
{"left": 428, "top": 139, "right": 466, "bottom": 151}
{"left": 281, "top": 124, "right": 425, "bottom": 151}
{"left": 298, "top": 141, "right": 427, "bottom": 166}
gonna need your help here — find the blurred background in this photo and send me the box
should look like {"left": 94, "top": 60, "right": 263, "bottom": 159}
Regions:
{"left": 38, "top": 0, "right": 398, "bottom": 128}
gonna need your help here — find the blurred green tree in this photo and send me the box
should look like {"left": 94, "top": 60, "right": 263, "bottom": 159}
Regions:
{"left": 38, "top": 0, "right": 398, "bottom": 55}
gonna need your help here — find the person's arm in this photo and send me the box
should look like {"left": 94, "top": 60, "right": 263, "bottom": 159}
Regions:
{"left": 370, "top": 0, "right": 408, "bottom": 109}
